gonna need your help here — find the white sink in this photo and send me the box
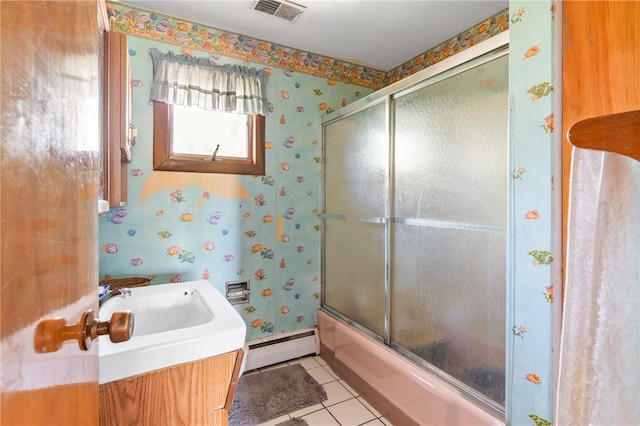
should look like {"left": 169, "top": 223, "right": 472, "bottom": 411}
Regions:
{"left": 99, "top": 280, "right": 246, "bottom": 384}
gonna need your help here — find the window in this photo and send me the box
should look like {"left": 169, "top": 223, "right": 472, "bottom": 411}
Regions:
{"left": 148, "top": 48, "right": 269, "bottom": 175}
{"left": 153, "top": 102, "right": 265, "bottom": 175}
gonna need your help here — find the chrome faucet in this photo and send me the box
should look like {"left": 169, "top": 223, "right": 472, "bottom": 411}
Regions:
{"left": 99, "top": 288, "right": 132, "bottom": 307}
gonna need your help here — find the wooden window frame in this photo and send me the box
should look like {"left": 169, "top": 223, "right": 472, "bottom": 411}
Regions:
{"left": 153, "top": 102, "right": 265, "bottom": 175}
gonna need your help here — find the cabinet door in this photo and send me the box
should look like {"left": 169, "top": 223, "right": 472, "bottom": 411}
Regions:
{"left": 102, "top": 31, "right": 130, "bottom": 207}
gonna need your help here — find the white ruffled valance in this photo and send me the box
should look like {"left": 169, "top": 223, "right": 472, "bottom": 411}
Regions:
{"left": 149, "top": 48, "right": 269, "bottom": 115}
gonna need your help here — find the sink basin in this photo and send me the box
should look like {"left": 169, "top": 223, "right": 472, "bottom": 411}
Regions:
{"left": 99, "top": 280, "right": 246, "bottom": 384}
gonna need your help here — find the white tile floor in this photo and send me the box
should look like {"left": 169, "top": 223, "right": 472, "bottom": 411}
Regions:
{"left": 242, "top": 355, "right": 393, "bottom": 426}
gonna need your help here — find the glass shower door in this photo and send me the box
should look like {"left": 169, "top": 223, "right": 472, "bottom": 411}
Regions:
{"left": 321, "top": 47, "right": 509, "bottom": 412}
{"left": 323, "top": 101, "right": 387, "bottom": 337}
{"left": 390, "top": 54, "right": 509, "bottom": 406}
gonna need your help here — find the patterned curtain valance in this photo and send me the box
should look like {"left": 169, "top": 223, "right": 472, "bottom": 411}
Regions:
{"left": 149, "top": 48, "right": 269, "bottom": 115}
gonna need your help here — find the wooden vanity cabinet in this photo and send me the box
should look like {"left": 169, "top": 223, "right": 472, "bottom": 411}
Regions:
{"left": 99, "top": 349, "right": 244, "bottom": 426}
{"left": 102, "top": 30, "right": 130, "bottom": 207}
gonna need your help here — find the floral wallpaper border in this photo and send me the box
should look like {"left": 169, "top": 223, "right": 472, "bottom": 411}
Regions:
{"left": 385, "top": 9, "right": 509, "bottom": 85}
{"left": 105, "top": 2, "right": 508, "bottom": 90}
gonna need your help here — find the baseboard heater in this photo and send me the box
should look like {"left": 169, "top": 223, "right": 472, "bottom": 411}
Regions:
{"left": 245, "top": 327, "right": 319, "bottom": 371}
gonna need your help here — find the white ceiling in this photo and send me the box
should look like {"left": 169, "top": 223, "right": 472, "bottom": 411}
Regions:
{"left": 119, "top": 0, "right": 508, "bottom": 71}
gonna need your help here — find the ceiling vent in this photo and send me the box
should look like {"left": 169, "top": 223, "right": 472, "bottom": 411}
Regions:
{"left": 250, "top": 0, "right": 306, "bottom": 23}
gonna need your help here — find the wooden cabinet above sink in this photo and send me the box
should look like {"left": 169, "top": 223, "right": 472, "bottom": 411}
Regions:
{"left": 102, "top": 31, "right": 131, "bottom": 208}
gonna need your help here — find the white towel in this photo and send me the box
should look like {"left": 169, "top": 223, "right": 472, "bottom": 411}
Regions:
{"left": 556, "top": 148, "right": 640, "bottom": 425}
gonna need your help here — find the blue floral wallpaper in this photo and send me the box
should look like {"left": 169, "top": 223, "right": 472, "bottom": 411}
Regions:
{"left": 98, "top": 34, "right": 374, "bottom": 341}
{"left": 99, "top": 1, "right": 557, "bottom": 424}
{"left": 507, "top": 2, "right": 556, "bottom": 425}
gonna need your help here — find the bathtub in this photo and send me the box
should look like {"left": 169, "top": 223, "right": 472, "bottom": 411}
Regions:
{"left": 317, "top": 310, "right": 504, "bottom": 426}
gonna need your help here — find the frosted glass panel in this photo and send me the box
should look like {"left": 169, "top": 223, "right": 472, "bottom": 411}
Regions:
{"left": 394, "top": 55, "right": 508, "bottom": 226}
{"left": 324, "top": 103, "right": 387, "bottom": 217}
{"left": 390, "top": 224, "right": 506, "bottom": 404}
{"left": 321, "top": 49, "right": 508, "bottom": 410}
{"left": 324, "top": 219, "right": 385, "bottom": 336}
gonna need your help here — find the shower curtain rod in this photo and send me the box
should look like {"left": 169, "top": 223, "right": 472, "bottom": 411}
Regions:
{"left": 568, "top": 109, "right": 640, "bottom": 162}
